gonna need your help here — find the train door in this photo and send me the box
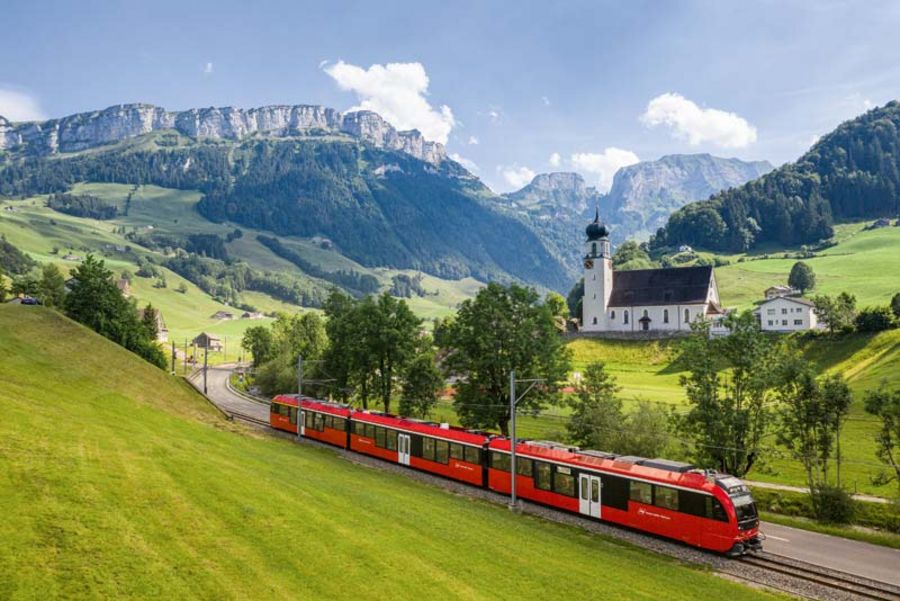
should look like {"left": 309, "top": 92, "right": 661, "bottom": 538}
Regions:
{"left": 579, "top": 474, "right": 602, "bottom": 519}
{"left": 398, "top": 433, "right": 411, "bottom": 465}
{"left": 299, "top": 410, "right": 305, "bottom": 436}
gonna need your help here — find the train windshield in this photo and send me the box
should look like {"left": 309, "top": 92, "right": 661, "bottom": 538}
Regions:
{"left": 731, "top": 493, "right": 758, "bottom": 522}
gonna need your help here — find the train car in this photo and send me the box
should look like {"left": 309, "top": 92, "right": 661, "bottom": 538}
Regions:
{"left": 486, "top": 438, "right": 761, "bottom": 556}
{"left": 349, "top": 411, "right": 490, "bottom": 486}
{"left": 269, "top": 394, "right": 301, "bottom": 434}
{"left": 270, "top": 395, "right": 352, "bottom": 449}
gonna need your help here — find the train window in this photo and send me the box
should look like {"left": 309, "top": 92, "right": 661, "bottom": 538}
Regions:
{"left": 554, "top": 471, "right": 576, "bottom": 497}
{"left": 654, "top": 486, "right": 678, "bottom": 511}
{"left": 289, "top": 408, "right": 297, "bottom": 425}
{"left": 386, "top": 429, "right": 398, "bottom": 451}
{"left": 422, "top": 437, "right": 436, "bottom": 461}
{"left": 435, "top": 440, "right": 450, "bottom": 464}
{"left": 534, "top": 462, "right": 552, "bottom": 491}
{"left": 516, "top": 457, "right": 533, "bottom": 477}
{"left": 354, "top": 421, "right": 365, "bottom": 436}
{"left": 581, "top": 481, "right": 589, "bottom": 500}
{"left": 314, "top": 413, "right": 325, "bottom": 431}
{"left": 465, "top": 446, "right": 481, "bottom": 466}
{"left": 364, "top": 423, "right": 375, "bottom": 439}
{"left": 270, "top": 403, "right": 277, "bottom": 414}
{"left": 375, "top": 427, "right": 386, "bottom": 448}
{"left": 334, "top": 417, "right": 345, "bottom": 431}
{"left": 324, "top": 415, "right": 333, "bottom": 429}
{"left": 450, "top": 443, "right": 464, "bottom": 461}
{"left": 630, "top": 481, "right": 653, "bottom": 505}
{"left": 679, "top": 490, "right": 708, "bottom": 518}
{"left": 490, "top": 452, "right": 510, "bottom": 472}
{"left": 708, "top": 497, "right": 728, "bottom": 522}
{"left": 599, "top": 475, "right": 629, "bottom": 510}
{"left": 411, "top": 436, "right": 423, "bottom": 457}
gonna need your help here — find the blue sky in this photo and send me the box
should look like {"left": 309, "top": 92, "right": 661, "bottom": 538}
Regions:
{"left": 2, "top": 0, "right": 899, "bottom": 192}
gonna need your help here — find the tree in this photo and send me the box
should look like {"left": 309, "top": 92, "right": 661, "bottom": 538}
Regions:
{"left": 241, "top": 325, "right": 274, "bottom": 368}
{"left": 176, "top": 282, "right": 188, "bottom": 294}
{"left": 674, "top": 312, "right": 781, "bottom": 476}
{"left": 544, "top": 291, "right": 569, "bottom": 332}
{"left": 11, "top": 272, "right": 40, "bottom": 297}
{"left": 813, "top": 292, "right": 857, "bottom": 334}
{"left": 0, "top": 267, "right": 6, "bottom": 303}
{"left": 864, "top": 385, "right": 900, "bottom": 496}
{"left": 442, "top": 283, "right": 571, "bottom": 435}
{"left": 788, "top": 261, "right": 816, "bottom": 294}
{"left": 612, "top": 240, "right": 655, "bottom": 270}
{"left": 567, "top": 362, "right": 623, "bottom": 450}
{"left": 891, "top": 292, "right": 900, "bottom": 320}
{"left": 367, "top": 293, "right": 421, "bottom": 414}
{"left": 271, "top": 312, "right": 328, "bottom": 364}
{"left": 566, "top": 278, "right": 583, "bottom": 323}
{"left": 854, "top": 306, "right": 896, "bottom": 332}
{"left": 820, "top": 374, "right": 853, "bottom": 487}
{"left": 38, "top": 263, "right": 67, "bottom": 308}
{"left": 621, "top": 400, "right": 670, "bottom": 458}
{"left": 323, "top": 289, "right": 361, "bottom": 404}
{"left": 399, "top": 344, "right": 443, "bottom": 418}
{"left": 140, "top": 303, "right": 159, "bottom": 340}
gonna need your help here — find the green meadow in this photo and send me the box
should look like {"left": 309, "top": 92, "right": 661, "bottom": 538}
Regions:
{"left": 0, "top": 306, "right": 780, "bottom": 600}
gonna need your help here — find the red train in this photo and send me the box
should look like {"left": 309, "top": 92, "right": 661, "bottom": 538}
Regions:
{"left": 270, "top": 394, "right": 762, "bottom": 556}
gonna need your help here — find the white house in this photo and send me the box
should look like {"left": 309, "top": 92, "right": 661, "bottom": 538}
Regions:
{"left": 581, "top": 212, "right": 725, "bottom": 334}
{"left": 754, "top": 296, "right": 819, "bottom": 332}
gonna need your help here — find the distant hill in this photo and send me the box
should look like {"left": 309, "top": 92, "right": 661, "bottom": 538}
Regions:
{"left": 606, "top": 154, "right": 772, "bottom": 241}
{"left": 651, "top": 100, "right": 900, "bottom": 252}
{"left": 501, "top": 155, "right": 772, "bottom": 279}
{"left": 0, "top": 104, "right": 570, "bottom": 291}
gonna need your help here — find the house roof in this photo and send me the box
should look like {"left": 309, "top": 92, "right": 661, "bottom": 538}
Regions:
{"left": 608, "top": 265, "right": 713, "bottom": 307}
{"left": 756, "top": 295, "right": 816, "bottom": 309}
{"left": 195, "top": 332, "right": 222, "bottom": 342}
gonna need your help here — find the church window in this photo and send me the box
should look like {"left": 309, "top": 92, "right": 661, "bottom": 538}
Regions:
{"left": 643, "top": 309, "right": 648, "bottom": 317}
{"left": 591, "top": 242, "right": 597, "bottom": 256}
{"left": 593, "top": 293, "right": 596, "bottom": 300}
{"left": 663, "top": 309, "right": 669, "bottom": 324}
{"left": 592, "top": 317, "right": 598, "bottom": 325}
{"left": 684, "top": 309, "right": 690, "bottom": 323}
{"left": 610, "top": 310, "right": 616, "bottom": 320}
{"left": 624, "top": 310, "right": 629, "bottom": 324}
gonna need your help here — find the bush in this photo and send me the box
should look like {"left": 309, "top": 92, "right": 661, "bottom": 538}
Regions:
{"left": 812, "top": 485, "right": 854, "bottom": 524}
{"left": 752, "top": 487, "right": 900, "bottom": 532}
{"left": 855, "top": 306, "right": 897, "bottom": 332}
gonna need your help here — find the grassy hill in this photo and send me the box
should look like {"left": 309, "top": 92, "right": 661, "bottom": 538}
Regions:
{"left": 0, "top": 184, "right": 483, "bottom": 350}
{"left": 0, "top": 305, "right": 778, "bottom": 600}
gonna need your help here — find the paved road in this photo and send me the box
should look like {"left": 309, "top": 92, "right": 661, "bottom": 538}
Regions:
{"left": 187, "top": 366, "right": 269, "bottom": 422}
{"left": 747, "top": 478, "right": 889, "bottom": 504}
{"left": 759, "top": 521, "right": 900, "bottom": 585}
{"left": 194, "top": 365, "right": 900, "bottom": 586}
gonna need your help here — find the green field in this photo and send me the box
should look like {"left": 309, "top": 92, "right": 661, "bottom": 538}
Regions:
{"left": 0, "top": 184, "right": 482, "bottom": 347}
{"left": 0, "top": 306, "right": 779, "bottom": 600}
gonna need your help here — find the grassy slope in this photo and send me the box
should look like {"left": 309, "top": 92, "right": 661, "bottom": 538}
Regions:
{"left": 0, "top": 306, "right": 777, "bottom": 600}
{"left": 0, "top": 184, "right": 481, "bottom": 345}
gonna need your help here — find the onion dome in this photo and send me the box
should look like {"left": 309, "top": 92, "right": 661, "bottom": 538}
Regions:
{"left": 585, "top": 208, "right": 608, "bottom": 240}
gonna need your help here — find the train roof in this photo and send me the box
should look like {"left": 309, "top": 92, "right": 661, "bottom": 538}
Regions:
{"left": 352, "top": 410, "right": 491, "bottom": 445}
{"left": 489, "top": 438, "right": 718, "bottom": 493}
{"left": 272, "top": 395, "right": 353, "bottom": 416}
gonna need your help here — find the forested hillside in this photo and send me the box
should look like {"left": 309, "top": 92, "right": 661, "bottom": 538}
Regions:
{"left": 0, "top": 136, "right": 569, "bottom": 290}
{"left": 651, "top": 101, "right": 900, "bottom": 252}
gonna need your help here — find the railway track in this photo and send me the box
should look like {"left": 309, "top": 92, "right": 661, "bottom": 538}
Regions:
{"left": 229, "top": 411, "right": 270, "bottom": 427}
{"left": 739, "top": 552, "right": 900, "bottom": 600}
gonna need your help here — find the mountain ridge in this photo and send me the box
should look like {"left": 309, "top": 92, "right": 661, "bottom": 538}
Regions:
{"left": 0, "top": 103, "right": 446, "bottom": 165}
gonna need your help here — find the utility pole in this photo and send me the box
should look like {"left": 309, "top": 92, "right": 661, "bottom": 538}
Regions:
{"left": 171, "top": 340, "right": 176, "bottom": 374}
{"left": 183, "top": 338, "right": 188, "bottom": 374}
{"left": 203, "top": 343, "right": 209, "bottom": 395}
{"left": 508, "top": 370, "right": 543, "bottom": 510}
{"left": 297, "top": 355, "right": 303, "bottom": 395}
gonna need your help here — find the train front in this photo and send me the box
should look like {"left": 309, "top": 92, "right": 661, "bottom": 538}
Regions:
{"left": 716, "top": 475, "right": 763, "bottom": 556}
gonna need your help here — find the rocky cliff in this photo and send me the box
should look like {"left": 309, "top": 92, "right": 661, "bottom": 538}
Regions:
{"left": 503, "top": 172, "right": 599, "bottom": 215}
{"left": 0, "top": 103, "right": 446, "bottom": 164}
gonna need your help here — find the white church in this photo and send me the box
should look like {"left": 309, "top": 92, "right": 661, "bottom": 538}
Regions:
{"left": 580, "top": 211, "right": 726, "bottom": 334}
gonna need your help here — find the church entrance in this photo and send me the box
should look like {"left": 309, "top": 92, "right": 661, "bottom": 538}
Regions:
{"left": 639, "top": 314, "right": 651, "bottom": 331}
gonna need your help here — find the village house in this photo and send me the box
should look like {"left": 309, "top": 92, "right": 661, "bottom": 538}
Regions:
{"left": 211, "top": 311, "right": 234, "bottom": 320}
{"left": 580, "top": 212, "right": 725, "bottom": 335}
{"left": 115, "top": 278, "right": 131, "bottom": 297}
{"left": 764, "top": 285, "right": 799, "bottom": 299}
{"left": 754, "top": 296, "right": 819, "bottom": 332}
{"left": 192, "top": 332, "right": 223, "bottom": 351}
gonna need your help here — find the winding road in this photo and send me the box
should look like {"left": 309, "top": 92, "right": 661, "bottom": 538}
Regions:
{"left": 190, "top": 364, "right": 900, "bottom": 588}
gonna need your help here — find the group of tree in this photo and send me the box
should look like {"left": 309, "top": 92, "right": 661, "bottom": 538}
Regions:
{"left": 650, "top": 101, "right": 900, "bottom": 252}
{"left": 46, "top": 192, "right": 117, "bottom": 220}
{"left": 64, "top": 255, "right": 166, "bottom": 368}
{"left": 813, "top": 291, "right": 899, "bottom": 334}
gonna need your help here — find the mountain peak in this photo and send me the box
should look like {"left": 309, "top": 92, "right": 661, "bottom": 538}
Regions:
{"left": 0, "top": 103, "right": 446, "bottom": 165}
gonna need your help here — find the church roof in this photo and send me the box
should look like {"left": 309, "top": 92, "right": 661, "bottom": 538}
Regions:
{"left": 608, "top": 265, "right": 713, "bottom": 307}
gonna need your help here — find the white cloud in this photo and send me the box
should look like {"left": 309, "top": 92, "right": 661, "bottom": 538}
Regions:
{"left": 499, "top": 164, "right": 536, "bottom": 189}
{"left": 548, "top": 152, "right": 561, "bottom": 168}
{"left": 641, "top": 92, "right": 757, "bottom": 148}
{"left": 541, "top": 96, "right": 551, "bottom": 107}
{"left": 449, "top": 152, "right": 479, "bottom": 172}
{"left": 571, "top": 148, "right": 640, "bottom": 192}
{"left": 483, "top": 106, "right": 502, "bottom": 124}
{"left": 204, "top": 62, "right": 214, "bottom": 75}
{"left": 323, "top": 60, "right": 455, "bottom": 144}
{"left": 467, "top": 135, "right": 479, "bottom": 145}
{"left": 0, "top": 87, "right": 44, "bottom": 122}
{"left": 317, "top": 59, "right": 329, "bottom": 69}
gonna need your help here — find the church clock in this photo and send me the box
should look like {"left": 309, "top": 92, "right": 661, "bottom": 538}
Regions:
{"left": 583, "top": 259, "right": 594, "bottom": 269}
